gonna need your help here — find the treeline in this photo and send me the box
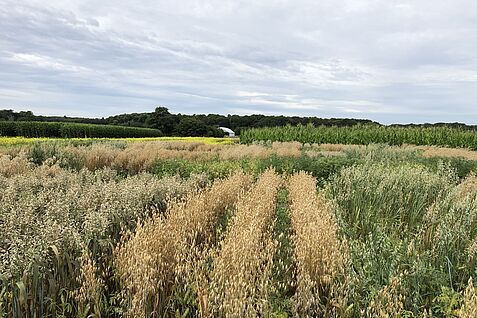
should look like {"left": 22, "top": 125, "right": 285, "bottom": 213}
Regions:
{"left": 0, "top": 108, "right": 377, "bottom": 136}
{"left": 0, "top": 110, "right": 106, "bottom": 125}
{"left": 4, "top": 107, "right": 477, "bottom": 138}
{"left": 106, "top": 107, "right": 378, "bottom": 135}
{"left": 241, "top": 124, "right": 477, "bottom": 150}
{"left": 0, "top": 121, "right": 162, "bottom": 138}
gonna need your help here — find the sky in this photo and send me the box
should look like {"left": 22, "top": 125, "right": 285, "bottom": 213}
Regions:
{"left": 1, "top": 0, "right": 477, "bottom": 124}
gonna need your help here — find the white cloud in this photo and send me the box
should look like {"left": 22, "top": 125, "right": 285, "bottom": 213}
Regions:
{"left": 9, "top": 53, "right": 90, "bottom": 73}
{"left": 235, "top": 91, "right": 270, "bottom": 97}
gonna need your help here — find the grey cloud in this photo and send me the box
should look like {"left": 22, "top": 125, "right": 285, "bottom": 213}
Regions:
{"left": 0, "top": 0, "right": 477, "bottom": 123}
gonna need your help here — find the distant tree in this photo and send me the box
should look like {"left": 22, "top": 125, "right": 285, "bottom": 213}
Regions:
{"left": 0, "top": 109, "right": 15, "bottom": 121}
{"left": 146, "top": 107, "right": 178, "bottom": 134}
{"left": 174, "top": 117, "right": 209, "bottom": 136}
{"left": 153, "top": 107, "right": 170, "bottom": 117}
{"left": 206, "top": 125, "right": 226, "bottom": 137}
{"left": 17, "top": 111, "right": 34, "bottom": 121}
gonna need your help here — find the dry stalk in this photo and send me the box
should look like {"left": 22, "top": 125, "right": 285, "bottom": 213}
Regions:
{"left": 115, "top": 171, "right": 252, "bottom": 317}
{"left": 288, "top": 172, "right": 347, "bottom": 317}
{"left": 459, "top": 277, "right": 477, "bottom": 318}
{"left": 209, "top": 169, "right": 282, "bottom": 317}
{"left": 75, "top": 249, "right": 103, "bottom": 311}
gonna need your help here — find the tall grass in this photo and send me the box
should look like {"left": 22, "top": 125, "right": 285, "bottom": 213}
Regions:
{"left": 209, "top": 169, "right": 282, "bottom": 317}
{"left": 288, "top": 172, "right": 348, "bottom": 317}
{"left": 268, "top": 189, "right": 295, "bottom": 316}
{"left": 328, "top": 162, "right": 455, "bottom": 239}
{"left": 4, "top": 140, "right": 477, "bottom": 317}
{"left": 0, "top": 165, "right": 205, "bottom": 317}
{"left": 460, "top": 278, "right": 477, "bottom": 317}
{"left": 0, "top": 154, "right": 32, "bottom": 177}
{"left": 326, "top": 162, "right": 477, "bottom": 315}
{"left": 4, "top": 141, "right": 304, "bottom": 173}
{"left": 115, "top": 171, "right": 252, "bottom": 317}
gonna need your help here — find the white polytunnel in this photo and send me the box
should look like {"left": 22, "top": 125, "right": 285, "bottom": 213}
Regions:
{"left": 219, "top": 127, "right": 235, "bottom": 137}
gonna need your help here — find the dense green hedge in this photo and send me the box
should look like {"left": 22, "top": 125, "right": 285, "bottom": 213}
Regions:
{"left": 0, "top": 121, "right": 162, "bottom": 138}
{"left": 240, "top": 124, "right": 477, "bottom": 149}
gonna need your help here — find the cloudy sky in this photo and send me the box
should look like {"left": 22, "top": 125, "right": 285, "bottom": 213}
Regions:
{"left": 1, "top": 0, "right": 477, "bottom": 123}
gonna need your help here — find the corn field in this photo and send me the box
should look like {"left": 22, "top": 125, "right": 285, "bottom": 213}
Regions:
{"left": 3, "top": 139, "right": 477, "bottom": 317}
{"left": 0, "top": 121, "right": 162, "bottom": 138}
{"left": 240, "top": 124, "right": 477, "bottom": 150}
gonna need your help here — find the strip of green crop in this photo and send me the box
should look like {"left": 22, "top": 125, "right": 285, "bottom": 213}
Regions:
{"left": 269, "top": 188, "right": 295, "bottom": 316}
{"left": 240, "top": 124, "right": 477, "bottom": 150}
{"left": 0, "top": 121, "right": 162, "bottom": 138}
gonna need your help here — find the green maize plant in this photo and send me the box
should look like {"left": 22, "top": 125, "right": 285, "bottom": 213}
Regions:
{"left": 0, "top": 121, "right": 162, "bottom": 138}
{"left": 240, "top": 124, "right": 477, "bottom": 150}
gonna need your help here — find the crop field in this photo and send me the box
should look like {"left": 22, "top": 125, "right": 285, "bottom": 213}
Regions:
{"left": 0, "top": 136, "right": 236, "bottom": 147}
{"left": 0, "top": 121, "right": 164, "bottom": 139}
{"left": 241, "top": 124, "right": 477, "bottom": 150}
{"left": 3, "top": 138, "right": 477, "bottom": 317}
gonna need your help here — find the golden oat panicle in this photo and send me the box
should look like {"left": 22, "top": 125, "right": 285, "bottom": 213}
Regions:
{"left": 288, "top": 172, "right": 348, "bottom": 317}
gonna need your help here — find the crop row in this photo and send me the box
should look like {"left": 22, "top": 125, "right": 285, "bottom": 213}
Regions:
{"left": 0, "top": 121, "right": 162, "bottom": 138}
{"left": 241, "top": 124, "right": 477, "bottom": 149}
{"left": 209, "top": 169, "right": 281, "bottom": 317}
{"left": 288, "top": 172, "right": 347, "bottom": 317}
{"left": 115, "top": 171, "right": 252, "bottom": 317}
